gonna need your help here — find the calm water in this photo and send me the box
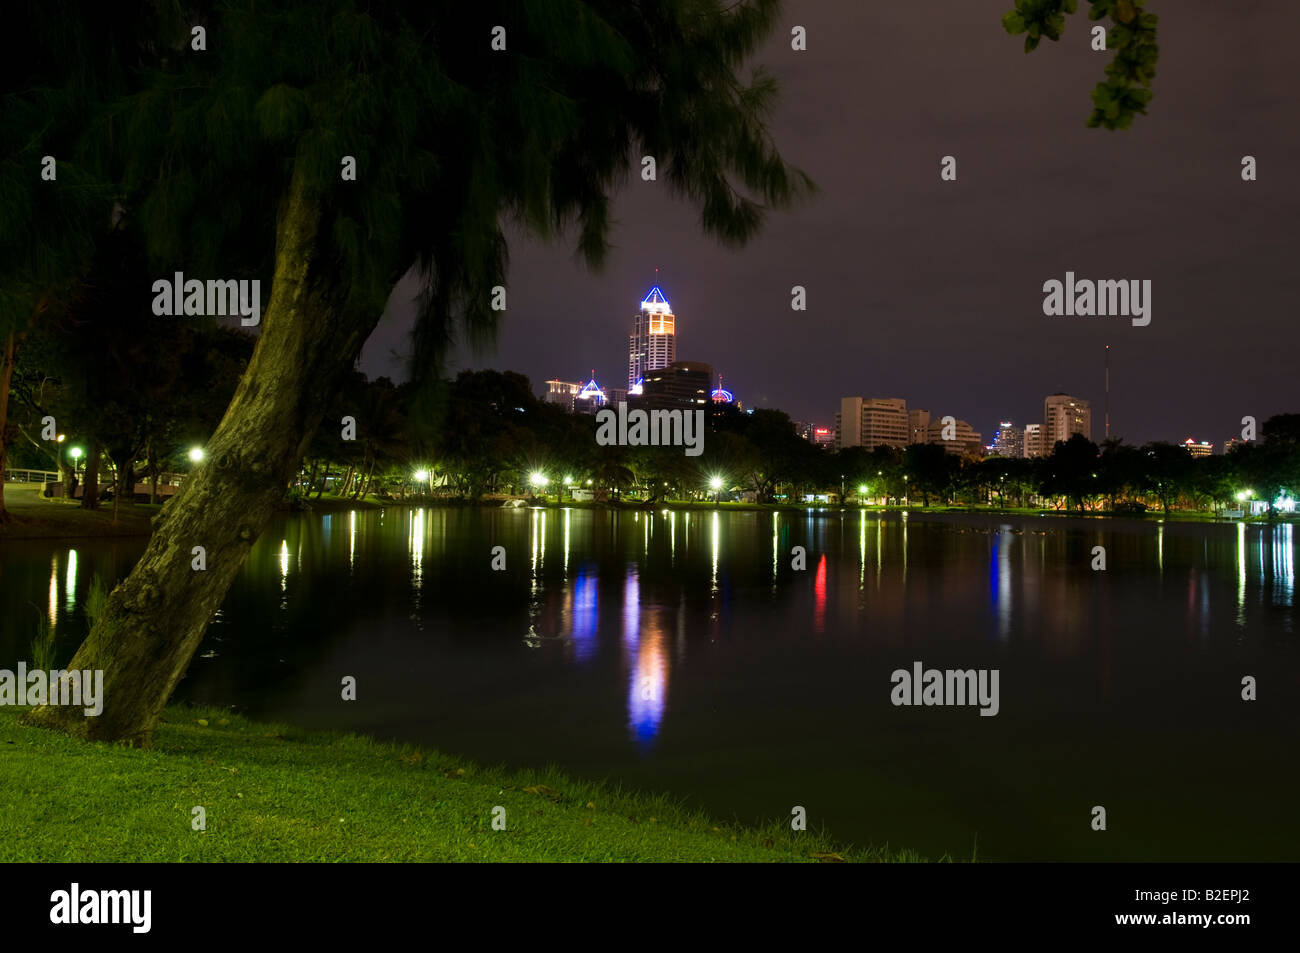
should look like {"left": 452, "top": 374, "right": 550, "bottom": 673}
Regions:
{"left": 3, "top": 507, "right": 1297, "bottom": 861}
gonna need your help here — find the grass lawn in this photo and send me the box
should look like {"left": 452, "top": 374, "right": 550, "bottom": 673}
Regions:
{"left": 0, "top": 706, "right": 930, "bottom": 862}
{"left": 0, "top": 485, "right": 159, "bottom": 539}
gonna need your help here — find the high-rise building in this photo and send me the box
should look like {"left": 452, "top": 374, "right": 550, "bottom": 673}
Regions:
{"left": 908, "top": 409, "right": 931, "bottom": 445}
{"left": 1043, "top": 393, "right": 1091, "bottom": 450}
{"left": 925, "top": 418, "right": 984, "bottom": 456}
{"left": 991, "top": 420, "right": 1024, "bottom": 458}
{"left": 573, "top": 376, "right": 608, "bottom": 413}
{"left": 836, "top": 397, "right": 909, "bottom": 450}
{"left": 1023, "top": 423, "right": 1044, "bottom": 458}
{"left": 634, "top": 360, "right": 712, "bottom": 411}
{"left": 628, "top": 286, "right": 677, "bottom": 392}
{"left": 1183, "top": 438, "right": 1213, "bottom": 458}
{"left": 543, "top": 379, "right": 581, "bottom": 412}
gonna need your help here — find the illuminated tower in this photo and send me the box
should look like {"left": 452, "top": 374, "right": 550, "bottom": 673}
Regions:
{"left": 628, "top": 286, "right": 676, "bottom": 393}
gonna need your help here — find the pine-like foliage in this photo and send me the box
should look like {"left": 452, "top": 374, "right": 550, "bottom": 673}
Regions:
{"left": 11, "top": 0, "right": 813, "bottom": 378}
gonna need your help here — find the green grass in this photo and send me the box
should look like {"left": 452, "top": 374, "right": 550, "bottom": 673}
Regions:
{"left": 0, "top": 485, "right": 161, "bottom": 539}
{"left": 0, "top": 706, "right": 933, "bottom": 862}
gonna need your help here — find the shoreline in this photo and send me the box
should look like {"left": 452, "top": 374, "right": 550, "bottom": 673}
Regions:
{"left": 4, "top": 481, "right": 1291, "bottom": 542}
{"left": 0, "top": 704, "right": 920, "bottom": 862}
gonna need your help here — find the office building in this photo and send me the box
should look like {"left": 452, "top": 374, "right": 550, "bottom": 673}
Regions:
{"left": 925, "top": 418, "right": 984, "bottom": 456}
{"left": 1043, "top": 393, "right": 1092, "bottom": 449}
{"left": 908, "top": 409, "right": 931, "bottom": 445}
{"left": 628, "top": 286, "right": 677, "bottom": 392}
{"left": 836, "top": 397, "right": 909, "bottom": 450}
{"left": 991, "top": 421, "right": 1024, "bottom": 458}
{"left": 1024, "top": 423, "right": 1044, "bottom": 458}
{"left": 634, "top": 360, "right": 713, "bottom": 411}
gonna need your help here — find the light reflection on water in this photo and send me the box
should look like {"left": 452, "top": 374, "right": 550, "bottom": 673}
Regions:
{"left": 3, "top": 508, "right": 1297, "bottom": 861}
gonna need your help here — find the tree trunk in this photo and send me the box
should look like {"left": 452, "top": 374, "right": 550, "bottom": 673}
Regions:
{"left": 350, "top": 453, "right": 373, "bottom": 501}
{"left": 315, "top": 461, "right": 330, "bottom": 500}
{"left": 0, "top": 328, "right": 16, "bottom": 522}
{"left": 147, "top": 441, "right": 160, "bottom": 505}
{"left": 22, "top": 166, "right": 382, "bottom": 746}
{"left": 81, "top": 439, "right": 101, "bottom": 509}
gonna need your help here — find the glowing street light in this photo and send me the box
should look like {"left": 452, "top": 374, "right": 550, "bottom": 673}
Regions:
{"left": 188, "top": 447, "right": 205, "bottom": 463}
{"left": 413, "top": 469, "right": 429, "bottom": 482}
{"left": 530, "top": 471, "right": 549, "bottom": 499}
{"left": 56, "top": 434, "right": 66, "bottom": 443}
{"left": 69, "top": 447, "right": 83, "bottom": 460}
{"left": 708, "top": 475, "right": 723, "bottom": 507}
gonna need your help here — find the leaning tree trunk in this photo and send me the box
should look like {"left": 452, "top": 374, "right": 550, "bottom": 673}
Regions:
{"left": 22, "top": 167, "right": 382, "bottom": 745}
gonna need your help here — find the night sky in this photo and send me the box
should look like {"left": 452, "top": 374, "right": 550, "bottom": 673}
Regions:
{"left": 359, "top": 0, "right": 1298, "bottom": 446}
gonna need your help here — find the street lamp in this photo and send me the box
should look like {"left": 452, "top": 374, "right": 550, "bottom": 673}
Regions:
{"left": 709, "top": 475, "right": 723, "bottom": 506}
{"left": 529, "top": 471, "right": 549, "bottom": 500}
{"left": 188, "top": 447, "right": 205, "bottom": 464}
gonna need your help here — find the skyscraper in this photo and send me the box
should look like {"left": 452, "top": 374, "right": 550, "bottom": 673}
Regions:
{"left": 1023, "top": 424, "right": 1044, "bottom": 458}
{"left": 1043, "top": 393, "right": 1092, "bottom": 450}
{"left": 628, "top": 286, "right": 677, "bottom": 392}
{"left": 991, "top": 420, "right": 1024, "bottom": 458}
{"left": 836, "top": 397, "right": 909, "bottom": 450}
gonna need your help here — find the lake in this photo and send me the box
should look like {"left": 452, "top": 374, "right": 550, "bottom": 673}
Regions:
{"left": 2, "top": 506, "right": 1296, "bottom": 861}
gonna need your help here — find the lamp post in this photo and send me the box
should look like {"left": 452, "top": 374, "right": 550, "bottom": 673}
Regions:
{"left": 709, "top": 475, "right": 723, "bottom": 507}
{"left": 529, "top": 471, "right": 549, "bottom": 501}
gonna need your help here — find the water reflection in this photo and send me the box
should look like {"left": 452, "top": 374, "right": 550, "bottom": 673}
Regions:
{"left": 65, "top": 549, "right": 78, "bottom": 613}
{"left": 4, "top": 508, "right": 1298, "bottom": 861}
{"left": 47, "top": 554, "right": 58, "bottom": 631}
{"left": 991, "top": 526, "right": 1012, "bottom": 643}
{"left": 568, "top": 565, "right": 597, "bottom": 662}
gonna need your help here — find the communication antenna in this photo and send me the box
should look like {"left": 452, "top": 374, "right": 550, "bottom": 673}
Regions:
{"left": 1104, "top": 344, "right": 1110, "bottom": 440}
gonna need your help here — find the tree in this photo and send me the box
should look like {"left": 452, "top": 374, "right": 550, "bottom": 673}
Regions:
{"left": 22, "top": 0, "right": 814, "bottom": 745}
{"left": 0, "top": 0, "right": 127, "bottom": 519}
{"left": 1042, "top": 434, "right": 1100, "bottom": 512}
{"left": 905, "top": 443, "right": 952, "bottom": 507}
{"left": 1140, "top": 442, "right": 1192, "bottom": 516}
{"left": 1002, "top": 0, "right": 1159, "bottom": 130}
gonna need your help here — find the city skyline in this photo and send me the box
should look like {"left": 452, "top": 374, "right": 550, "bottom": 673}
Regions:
{"left": 359, "top": 0, "right": 1296, "bottom": 447}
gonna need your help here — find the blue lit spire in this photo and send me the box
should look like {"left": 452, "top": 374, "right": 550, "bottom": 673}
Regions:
{"left": 640, "top": 286, "right": 670, "bottom": 309}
